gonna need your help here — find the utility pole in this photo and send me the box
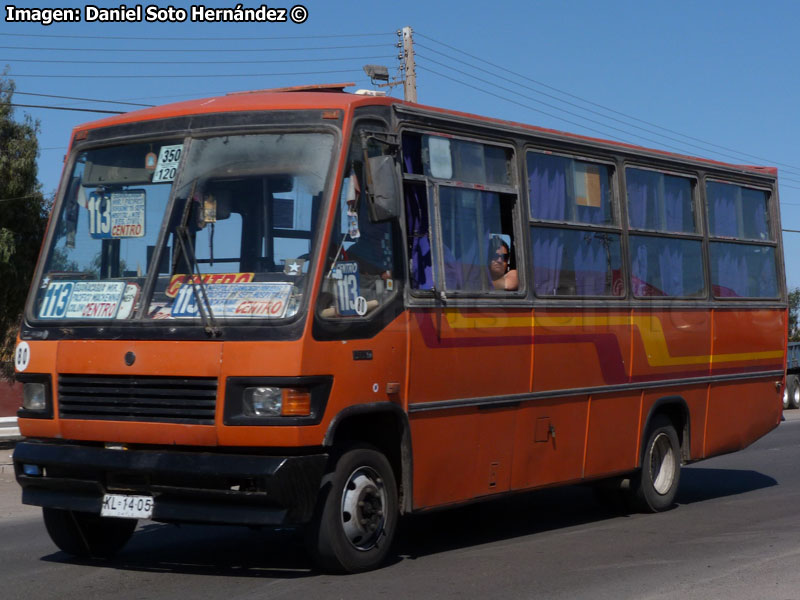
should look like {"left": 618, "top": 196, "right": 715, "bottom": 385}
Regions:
{"left": 401, "top": 26, "right": 417, "bottom": 103}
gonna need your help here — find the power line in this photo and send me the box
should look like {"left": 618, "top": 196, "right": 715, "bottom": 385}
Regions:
{"left": 416, "top": 64, "right": 631, "bottom": 145}
{"left": 11, "top": 103, "right": 123, "bottom": 114}
{"left": 0, "top": 43, "right": 388, "bottom": 53}
{"left": 1, "top": 54, "right": 397, "bottom": 66}
{"left": 15, "top": 91, "right": 153, "bottom": 107}
{"left": 415, "top": 31, "right": 800, "bottom": 177}
{"left": 9, "top": 68, "right": 363, "bottom": 79}
{"left": 416, "top": 61, "right": 721, "bottom": 157}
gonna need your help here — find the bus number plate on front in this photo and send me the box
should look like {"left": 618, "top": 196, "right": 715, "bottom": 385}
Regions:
{"left": 101, "top": 494, "right": 154, "bottom": 519}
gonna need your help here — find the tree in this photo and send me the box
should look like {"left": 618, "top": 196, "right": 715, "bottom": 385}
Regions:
{"left": 790, "top": 287, "right": 800, "bottom": 342}
{"left": 0, "top": 72, "right": 48, "bottom": 378}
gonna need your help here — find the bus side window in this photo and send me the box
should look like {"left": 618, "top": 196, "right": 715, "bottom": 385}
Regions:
{"left": 404, "top": 131, "right": 520, "bottom": 294}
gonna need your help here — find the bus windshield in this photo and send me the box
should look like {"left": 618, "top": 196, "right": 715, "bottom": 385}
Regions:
{"left": 32, "top": 131, "right": 336, "bottom": 325}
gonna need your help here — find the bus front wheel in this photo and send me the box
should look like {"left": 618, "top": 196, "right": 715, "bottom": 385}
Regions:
{"left": 630, "top": 416, "right": 681, "bottom": 513}
{"left": 306, "top": 445, "right": 398, "bottom": 573}
{"left": 42, "top": 507, "right": 137, "bottom": 558}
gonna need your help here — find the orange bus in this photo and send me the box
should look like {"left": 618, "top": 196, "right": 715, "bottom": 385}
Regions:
{"left": 13, "top": 84, "right": 787, "bottom": 572}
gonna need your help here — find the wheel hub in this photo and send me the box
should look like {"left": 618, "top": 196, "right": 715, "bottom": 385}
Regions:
{"left": 650, "top": 432, "right": 676, "bottom": 495}
{"left": 340, "top": 466, "right": 387, "bottom": 551}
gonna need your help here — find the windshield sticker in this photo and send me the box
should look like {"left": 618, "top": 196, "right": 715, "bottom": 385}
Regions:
{"left": 151, "top": 144, "right": 183, "bottom": 183}
{"left": 171, "top": 282, "right": 293, "bottom": 319}
{"left": 144, "top": 152, "right": 157, "bottom": 171}
{"left": 347, "top": 211, "right": 361, "bottom": 239}
{"left": 115, "top": 283, "right": 140, "bottom": 319}
{"left": 284, "top": 258, "right": 305, "bottom": 276}
{"left": 39, "top": 281, "right": 75, "bottom": 319}
{"left": 169, "top": 282, "right": 292, "bottom": 319}
{"left": 331, "top": 261, "right": 365, "bottom": 316}
{"left": 65, "top": 281, "right": 126, "bottom": 318}
{"left": 148, "top": 302, "right": 173, "bottom": 320}
{"left": 87, "top": 190, "right": 146, "bottom": 239}
{"left": 166, "top": 272, "right": 254, "bottom": 298}
{"left": 39, "top": 281, "right": 126, "bottom": 319}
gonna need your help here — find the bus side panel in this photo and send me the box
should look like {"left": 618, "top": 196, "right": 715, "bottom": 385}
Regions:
{"left": 711, "top": 309, "right": 786, "bottom": 376}
{"left": 703, "top": 308, "right": 784, "bottom": 456}
{"left": 409, "top": 408, "right": 480, "bottom": 509}
{"left": 629, "top": 309, "right": 711, "bottom": 383}
{"left": 583, "top": 392, "right": 641, "bottom": 478}
{"left": 705, "top": 379, "right": 781, "bottom": 457}
{"left": 532, "top": 309, "right": 632, "bottom": 392}
{"left": 408, "top": 308, "right": 533, "bottom": 401}
{"left": 510, "top": 396, "right": 588, "bottom": 490}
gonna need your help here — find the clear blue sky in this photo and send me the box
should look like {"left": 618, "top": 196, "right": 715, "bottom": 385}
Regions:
{"left": 6, "top": 0, "right": 800, "bottom": 288}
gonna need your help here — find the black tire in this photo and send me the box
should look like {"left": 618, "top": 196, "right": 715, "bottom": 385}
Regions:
{"left": 789, "top": 376, "right": 800, "bottom": 410}
{"left": 629, "top": 416, "right": 681, "bottom": 513}
{"left": 305, "top": 445, "right": 398, "bottom": 573}
{"left": 784, "top": 375, "right": 795, "bottom": 409}
{"left": 42, "top": 507, "right": 137, "bottom": 559}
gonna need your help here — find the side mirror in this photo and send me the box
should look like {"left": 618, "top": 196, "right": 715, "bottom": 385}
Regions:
{"left": 365, "top": 154, "right": 400, "bottom": 223}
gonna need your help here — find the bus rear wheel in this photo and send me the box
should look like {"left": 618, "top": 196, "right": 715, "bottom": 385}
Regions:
{"left": 784, "top": 376, "right": 794, "bottom": 409}
{"left": 306, "top": 445, "right": 398, "bottom": 573}
{"left": 43, "top": 507, "right": 137, "bottom": 558}
{"left": 630, "top": 416, "right": 681, "bottom": 513}
{"left": 789, "top": 376, "right": 800, "bottom": 410}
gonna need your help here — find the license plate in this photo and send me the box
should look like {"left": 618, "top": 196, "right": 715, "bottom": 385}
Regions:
{"left": 101, "top": 494, "right": 154, "bottom": 519}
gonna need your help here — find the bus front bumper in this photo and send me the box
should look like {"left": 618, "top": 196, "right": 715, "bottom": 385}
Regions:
{"left": 13, "top": 440, "right": 328, "bottom": 526}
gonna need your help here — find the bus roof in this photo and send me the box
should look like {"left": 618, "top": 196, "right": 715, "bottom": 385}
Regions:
{"left": 73, "top": 83, "right": 778, "bottom": 178}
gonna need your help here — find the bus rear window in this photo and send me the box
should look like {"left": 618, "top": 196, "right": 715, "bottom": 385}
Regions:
{"left": 707, "top": 181, "right": 771, "bottom": 240}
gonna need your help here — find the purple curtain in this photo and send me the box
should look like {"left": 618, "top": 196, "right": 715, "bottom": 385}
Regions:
{"left": 529, "top": 154, "right": 567, "bottom": 220}
{"left": 404, "top": 181, "right": 432, "bottom": 290}
{"left": 714, "top": 247, "right": 748, "bottom": 297}
{"left": 658, "top": 244, "right": 684, "bottom": 296}
{"left": 664, "top": 178, "right": 689, "bottom": 232}
{"left": 752, "top": 203, "right": 768, "bottom": 239}
{"left": 708, "top": 183, "right": 738, "bottom": 237}
{"left": 631, "top": 242, "right": 651, "bottom": 296}
{"left": 627, "top": 172, "right": 651, "bottom": 229}
{"left": 533, "top": 233, "right": 564, "bottom": 295}
{"left": 574, "top": 238, "right": 605, "bottom": 295}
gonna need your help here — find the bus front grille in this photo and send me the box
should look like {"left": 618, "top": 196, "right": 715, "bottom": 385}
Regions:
{"left": 58, "top": 374, "right": 218, "bottom": 425}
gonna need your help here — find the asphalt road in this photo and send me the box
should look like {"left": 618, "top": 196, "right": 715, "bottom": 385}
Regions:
{"left": 2, "top": 416, "right": 800, "bottom": 600}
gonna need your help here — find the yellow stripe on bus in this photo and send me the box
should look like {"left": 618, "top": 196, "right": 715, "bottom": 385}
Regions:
{"left": 443, "top": 311, "right": 784, "bottom": 367}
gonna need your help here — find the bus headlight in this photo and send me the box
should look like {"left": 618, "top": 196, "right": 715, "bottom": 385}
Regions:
{"left": 224, "top": 377, "right": 331, "bottom": 425}
{"left": 23, "top": 383, "right": 47, "bottom": 411}
{"left": 243, "top": 386, "right": 311, "bottom": 417}
{"left": 243, "top": 387, "right": 283, "bottom": 416}
{"left": 16, "top": 374, "right": 53, "bottom": 419}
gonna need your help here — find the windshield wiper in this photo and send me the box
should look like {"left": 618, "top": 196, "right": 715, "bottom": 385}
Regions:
{"left": 170, "top": 185, "right": 221, "bottom": 337}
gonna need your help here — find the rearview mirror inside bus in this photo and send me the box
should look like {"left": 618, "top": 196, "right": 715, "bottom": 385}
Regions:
{"left": 365, "top": 154, "right": 400, "bottom": 222}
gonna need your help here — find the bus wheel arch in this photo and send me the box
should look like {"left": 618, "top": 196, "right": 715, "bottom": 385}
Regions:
{"left": 641, "top": 396, "right": 690, "bottom": 463}
{"left": 308, "top": 403, "right": 410, "bottom": 572}
{"left": 322, "top": 403, "right": 412, "bottom": 515}
{"left": 631, "top": 397, "right": 689, "bottom": 512}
